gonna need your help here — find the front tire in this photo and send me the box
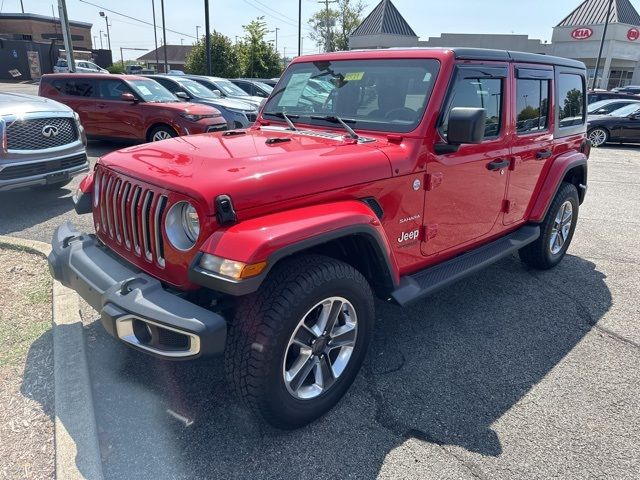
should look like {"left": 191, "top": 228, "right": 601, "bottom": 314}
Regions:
{"left": 588, "top": 127, "right": 608, "bottom": 147}
{"left": 519, "top": 182, "right": 579, "bottom": 269}
{"left": 148, "top": 125, "right": 177, "bottom": 142}
{"left": 225, "top": 255, "right": 375, "bottom": 429}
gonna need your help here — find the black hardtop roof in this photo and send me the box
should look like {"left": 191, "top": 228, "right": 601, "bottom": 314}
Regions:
{"left": 449, "top": 48, "right": 586, "bottom": 70}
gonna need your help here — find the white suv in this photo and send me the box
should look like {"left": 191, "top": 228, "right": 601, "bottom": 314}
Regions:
{"left": 53, "top": 59, "right": 109, "bottom": 74}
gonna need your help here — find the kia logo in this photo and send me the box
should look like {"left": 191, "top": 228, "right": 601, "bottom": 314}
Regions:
{"left": 41, "top": 125, "right": 59, "bottom": 138}
{"left": 628, "top": 28, "right": 640, "bottom": 41}
{"left": 571, "top": 27, "right": 593, "bottom": 40}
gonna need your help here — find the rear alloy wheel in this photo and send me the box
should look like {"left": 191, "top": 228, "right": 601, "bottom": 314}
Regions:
{"left": 225, "top": 255, "right": 374, "bottom": 429}
{"left": 519, "top": 182, "right": 579, "bottom": 270}
{"left": 149, "top": 125, "right": 177, "bottom": 142}
{"left": 588, "top": 127, "right": 608, "bottom": 147}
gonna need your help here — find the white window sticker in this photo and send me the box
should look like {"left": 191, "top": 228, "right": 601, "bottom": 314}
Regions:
{"left": 279, "top": 72, "right": 312, "bottom": 107}
{"left": 137, "top": 85, "right": 152, "bottom": 96}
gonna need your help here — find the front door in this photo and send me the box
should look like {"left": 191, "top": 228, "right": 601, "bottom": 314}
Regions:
{"left": 504, "top": 65, "right": 554, "bottom": 225}
{"left": 94, "top": 79, "right": 144, "bottom": 140}
{"left": 422, "top": 65, "right": 510, "bottom": 256}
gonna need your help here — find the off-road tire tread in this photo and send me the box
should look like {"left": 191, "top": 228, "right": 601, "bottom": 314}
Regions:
{"left": 224, "top": 254, "right": 374, "bottom": 427}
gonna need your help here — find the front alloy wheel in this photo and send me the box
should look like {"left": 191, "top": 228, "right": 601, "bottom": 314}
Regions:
{"left": 283, "top": 297, "right": 357, "bottom": 400}
{"left": 225, "top": 255, "right": 374, "bottom": 429}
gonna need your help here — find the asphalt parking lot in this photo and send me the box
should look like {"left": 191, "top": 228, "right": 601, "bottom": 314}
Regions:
{"left": 1, "top": 83, "right": 639, "bottom": 479}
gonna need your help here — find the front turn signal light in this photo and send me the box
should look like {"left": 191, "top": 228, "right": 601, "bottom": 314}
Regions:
{"left": 199, "top": 254, "right": 267, "bottom": 280}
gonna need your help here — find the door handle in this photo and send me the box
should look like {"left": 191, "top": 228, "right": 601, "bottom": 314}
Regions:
{"left": 536, "top": 149, "right": 552, "bottom": 159}
{"left": 487, "top": 159, "right": 510, "bottom": 171}
{"left": 97, "top": 103, "right": 107, "bottom": 109}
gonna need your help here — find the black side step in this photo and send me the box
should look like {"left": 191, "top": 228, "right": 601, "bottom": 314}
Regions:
{"left": 391, "top": 225, "right": 540, "bottom": 306}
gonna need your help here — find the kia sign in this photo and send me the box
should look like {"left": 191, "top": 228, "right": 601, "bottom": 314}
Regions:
{"left": 571, "top": 27, "right": 593, "bottom": 40}
{"left": 628, "top": 28, "right": 640, "bottom": 41}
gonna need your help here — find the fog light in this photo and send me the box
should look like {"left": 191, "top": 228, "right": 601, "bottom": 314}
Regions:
{"left": 199, "top": 254, "right": 267, "bottom": 280}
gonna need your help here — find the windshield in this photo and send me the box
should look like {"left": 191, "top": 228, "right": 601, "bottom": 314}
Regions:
{"left": 608, "top": 103, "right": 640, "bottom": 117}
{"left": 129, "top": 79, "right": 178, "bottom": 102}
{"left": 263, "top": 59, "right": 440, "bottom": 133}
{"left": 255, "top": 81, "right": 274, "bottom": 93}
{"left": 178, "top": 79, "right": 217, "bottom": 99}
{"left": 587, "top": 100, "right": 614, "bottom": 113}
{"left": 214, "top": 79, "right": 249, "bottom": 96}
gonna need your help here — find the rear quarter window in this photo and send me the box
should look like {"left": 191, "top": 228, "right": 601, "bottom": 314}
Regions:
{"left": 555, "top": 70, "right": 586, "bottom": 137}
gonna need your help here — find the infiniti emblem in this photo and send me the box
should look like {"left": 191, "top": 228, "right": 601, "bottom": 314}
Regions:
{"left": 42, "top": 125, "right": 59, "bottom": 138}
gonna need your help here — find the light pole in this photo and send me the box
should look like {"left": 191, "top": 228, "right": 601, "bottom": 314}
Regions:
{"left": 204, "top": 0, "right": 211, "bottom": 76}
{"left": 298, "top": 0, "right": 302, "bottom": 57}
{"left": 99, "top": 11, "right": 111, "bottom": 53}
{"left": 93, "top": 35, "right": 97, "bottom": 48}
{"left": 593, "top": 0, "right": 614, "bottom": 90}
{"left": 270, "top": 27, "right": 280, "bottom": 53}
{"left": 98, "top": 30, "right": 104, "bottom": 49}
{"left": 151, "top": 0, "right": 159, "bottom": 72}
{"left": 196, "top": 25, "right": 201, "bottom": 41}
{"left": 160, "top": 0, "right": 168, "bottom": 73}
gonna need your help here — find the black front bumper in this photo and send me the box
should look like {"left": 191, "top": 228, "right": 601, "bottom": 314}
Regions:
{"left": 48, "top": 222, "right": 227, "bottom": 359}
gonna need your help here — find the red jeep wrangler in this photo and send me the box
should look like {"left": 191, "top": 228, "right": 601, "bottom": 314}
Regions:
{"left": 49, "top": 48, "right": 589, "bottom": 428}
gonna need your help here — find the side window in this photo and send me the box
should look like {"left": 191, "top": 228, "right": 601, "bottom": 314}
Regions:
{"left": 97, "top": 80, "right": 133, "bottom": 100}
{"left": 516, "top": 79, "right": 550, "bottom": 134}
{"left": 156, "top": 78, "right": 180, "bottom": 94}
{"left": 63, "top": 80, "right": 94, "bottom": 97}
{"left": 558, "top": 73, "right": 585, "bottom": 128}
{"left": 442, "top": 77, "right": 503, "bottom": 138}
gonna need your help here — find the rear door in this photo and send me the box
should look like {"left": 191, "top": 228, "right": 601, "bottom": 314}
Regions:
{"left": 504, "top": 65, "right": 554, "bottom": 225}
{"left": 422, "top": 64, "right": 510, "bottom": 256}
{"left": 61, "top": 78, "right": 97, "bottom": 133}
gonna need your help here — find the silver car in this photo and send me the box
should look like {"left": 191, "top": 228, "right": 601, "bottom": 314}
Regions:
{"left": 0, "top": 92, "right": 89, "bottom": 191}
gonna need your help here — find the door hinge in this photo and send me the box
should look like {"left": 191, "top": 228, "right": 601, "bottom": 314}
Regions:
{"left": 420, "top": 224, "right": 438, "bottom": 241}
{"left": 502, "top": 199, "right": 515, "bottom": 213}
{"left": 425, "top": 172, "right": 444, "bottom": 191}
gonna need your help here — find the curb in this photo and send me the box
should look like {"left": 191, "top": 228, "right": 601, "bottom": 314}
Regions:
{"left": 0, "top": 236, "right": 104, "bottom": 480}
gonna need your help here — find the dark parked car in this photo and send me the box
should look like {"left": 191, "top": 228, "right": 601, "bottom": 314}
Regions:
{"left": 587, "top": 98, "right": 640, "bottom": 115}
{"left": 145, "top": 75, "right": 258, "bottom": 129}
{"left": 183, "top": 75, "right": 264, "bottom": 108}
{"left": 39, "top": 74, "right": 227, "bottom": 142}
{"left": 612, "top": 85, "right": 640, "bottom": 95}
{"left": 587, "top": 91, "right": 637, "bottom": 104}
{"left": 230, "top": 78, "right": 274, "bottom": 98}
{"left": 587, "top": 103, "right": 640, "bottom": 147}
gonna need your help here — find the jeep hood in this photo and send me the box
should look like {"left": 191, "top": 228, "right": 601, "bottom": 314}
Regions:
{"left": 98, "top": 128, "right": 392, "bottom": 212}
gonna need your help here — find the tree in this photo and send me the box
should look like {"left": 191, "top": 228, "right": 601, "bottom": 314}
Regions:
{"left": 237, "top": 17, "right": 283, "bottom": 78}
{"left": 308, "top": 0, "right": 366, "bottom": 52}
{"left": 184, "top": 31, "right": 242, "bottom": 77}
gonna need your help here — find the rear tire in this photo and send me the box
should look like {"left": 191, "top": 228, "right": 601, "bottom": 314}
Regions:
{"left": 519, "top": 182, "right": 579, "bottom": 270}
{"left": 148, "top": 125, "right": 177, "bottom": 142}
{"left": 225, "top": 254, "right": 375, "bottom": 429}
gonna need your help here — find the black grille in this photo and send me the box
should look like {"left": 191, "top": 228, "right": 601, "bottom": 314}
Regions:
{"left": 6, "top": 117, "right": 78, "bottom": 150}
{"left": 0, "top": 154, "right": 87, "bottom": 180}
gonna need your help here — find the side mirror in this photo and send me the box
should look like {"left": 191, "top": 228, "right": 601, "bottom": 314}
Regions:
{"left": 120, "top": 92, "right": 137, "bottom": 102}
{"left": 447, "top": 107, "right": 487, "bottom": 144}
{"left": 175, "top": 91, "right": 190, "bottom": 100}
{"left": 629, "top": 114, "right": 639, "bottom": 120}
{"left": 212, "top": 89, "right": 222, "bottom": 97}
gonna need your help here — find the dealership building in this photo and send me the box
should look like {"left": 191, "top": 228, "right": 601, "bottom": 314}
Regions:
{"left": 350, "top": 0, "right": 640, "bottom": 89}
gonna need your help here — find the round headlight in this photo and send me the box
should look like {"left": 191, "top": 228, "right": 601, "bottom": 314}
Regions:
{"left": 165, "top": 201, "right": 200, "bottom": 251}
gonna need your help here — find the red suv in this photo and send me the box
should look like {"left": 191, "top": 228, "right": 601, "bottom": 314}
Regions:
{"left": 38, "top": 74, "right": 227, "bottom": 142}
{"left": 49, "top": 48, "right": 589, "bottom": 429}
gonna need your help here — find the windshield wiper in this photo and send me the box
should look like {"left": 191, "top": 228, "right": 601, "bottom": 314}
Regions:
{"left": 311, "top": 115, "right": 359, "bottom": 140}
{"left": 265, "top": 112, "right": 299, "bottom": 131}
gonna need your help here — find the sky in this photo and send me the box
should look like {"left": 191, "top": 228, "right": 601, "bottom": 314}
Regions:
{"left": 3, "top": 0, "right": 640, "bottom": 61}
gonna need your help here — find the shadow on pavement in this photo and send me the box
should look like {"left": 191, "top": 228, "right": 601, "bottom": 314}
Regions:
{"left": 22, "top": 253, "right": 611, "bottom": 479}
